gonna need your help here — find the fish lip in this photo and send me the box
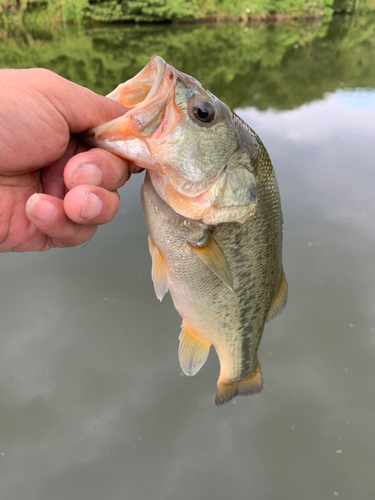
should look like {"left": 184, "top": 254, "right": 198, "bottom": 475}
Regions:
{"left": 81, "top": 56, "right": 170, "bottom": 142}
{"left": 147, "top": 56, "right": 169, "bottom": 101}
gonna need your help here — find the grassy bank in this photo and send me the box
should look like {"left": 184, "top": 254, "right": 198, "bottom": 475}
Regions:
{"left": 0, "top": 0, "right": 365, "bottom": 25}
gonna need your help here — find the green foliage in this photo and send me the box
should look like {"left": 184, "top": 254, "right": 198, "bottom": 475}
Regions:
{"left": 1, "top": 9, "right": 375, "bottom": 113}
{"left": 87, "top": 0, "right": 170, "bottom": 22}
{"left": 86, "top": 0, "right": 229, "bottom": 23}
{"left": 86, "top": 0, "right": 335, "bottom": 22}
{"left": 0, "top": 0, "right": 89, "bottom": 24}
{"left": 1, "top": 0, "right": 374, "bottom": 24}
{"left": 0, "top": 0, "right": 340, "bottom": 24}
{"left": 333, "top": 0, "right": 356, "bottom": 12}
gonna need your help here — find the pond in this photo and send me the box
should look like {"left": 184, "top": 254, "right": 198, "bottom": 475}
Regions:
{"left": 1, "top": 12, "right": 375, "bottom": 500}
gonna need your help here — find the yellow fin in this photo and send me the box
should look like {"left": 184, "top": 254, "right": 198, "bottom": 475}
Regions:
{"left": 266, "top": 270, "right": 288, "bottom": 323}
{"left": 188, "top": 230, "right": 234, "bottom": 292}
{"left": 215, "top": 361, "right": 263, "bottom": 407}
{"left": 148, "top": 236, "right": 169, "bottom": 301}
{"left": 178, "top": 321, "right": 211, "bottom": 376}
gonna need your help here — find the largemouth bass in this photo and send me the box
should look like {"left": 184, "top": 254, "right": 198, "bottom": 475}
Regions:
{"left": 83, "top": 56, "right": 287, "bottom": 406}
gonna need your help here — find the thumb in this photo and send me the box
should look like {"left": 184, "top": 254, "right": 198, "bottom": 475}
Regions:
{"left": 31, "top": 68, "right": 128, "bottom": 133}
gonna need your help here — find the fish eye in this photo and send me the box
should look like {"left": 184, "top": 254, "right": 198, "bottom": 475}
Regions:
{"left": 192, "top": 100, "right": 216, "bottom": 124}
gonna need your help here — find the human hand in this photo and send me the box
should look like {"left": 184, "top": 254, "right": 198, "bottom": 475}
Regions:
{"left": 0, "top": 68, "right": 136, "bottom": 252}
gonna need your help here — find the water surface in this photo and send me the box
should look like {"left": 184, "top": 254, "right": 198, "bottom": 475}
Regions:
{"left": 1, "top": 14, "right": 375, "bottom": 500}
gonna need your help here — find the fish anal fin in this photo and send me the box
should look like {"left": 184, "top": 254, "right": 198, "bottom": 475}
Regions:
{"left": 215, "top": 361, "right": 263, "bottom": 407}
{"left": 266, "top": 270, "right": 288, "bottom": 323}
{"left": 188, "top": 230, "right": 234, "bottom": 292}
{"left": 178, "top": 321, "right": 211, "bottom": 376}
{"left": 148, "top": 236, "right": 169, "bottom": 301}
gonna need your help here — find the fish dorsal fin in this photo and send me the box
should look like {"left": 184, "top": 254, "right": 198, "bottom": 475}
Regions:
{"left": 187, "top": 230, "right": 234, "bottom": 292}
{"left": 178, "top": 321, "right": 211, "bottom": 376}
{"left": 148, "top": 236, "right": 169, "bottom": 301}
{"left": 266, "top": 270, "right": 288, "bottom": 323}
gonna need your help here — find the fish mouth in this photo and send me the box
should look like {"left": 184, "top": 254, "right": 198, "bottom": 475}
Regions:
{"left": 81, "top": 56, "right": 176, "bottom": 165}
{"left": 106, "top": 55, "right": 167, "bottom": 109}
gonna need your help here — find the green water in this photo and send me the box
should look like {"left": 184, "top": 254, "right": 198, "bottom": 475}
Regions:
{"left": 1, "top": 12, "right": 375, "bottom": 500}
{"left": 1, "top": 13, "right": 374, "bottom": 110}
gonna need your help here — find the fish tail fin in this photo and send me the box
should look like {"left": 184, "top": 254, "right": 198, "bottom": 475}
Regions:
{"left": 214, "top": 361, "right": 263, "bottom": 407}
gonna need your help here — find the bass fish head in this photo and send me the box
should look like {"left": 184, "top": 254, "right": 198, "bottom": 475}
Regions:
{"left": 83, "top": 56, "right": 257, "bottom": 224}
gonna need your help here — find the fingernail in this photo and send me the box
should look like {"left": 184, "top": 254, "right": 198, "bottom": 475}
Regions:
{"left": 71, "top": 163, "right": 102, "bottom": 188}
{"left": 26, "top": 194, "right": 57, "bottom": 222}
{"left": 81, "top": 191, "right": 102, "bottom": 219}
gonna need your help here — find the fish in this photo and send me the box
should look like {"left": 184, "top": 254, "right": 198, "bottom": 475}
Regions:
{"left": 82, "top": 56, "right": 287, "bottom": 406}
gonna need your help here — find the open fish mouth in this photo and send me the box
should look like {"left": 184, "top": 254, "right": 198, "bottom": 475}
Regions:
{"left": 106, "top": 55, "right": 167, "bottom": 109}
{"left": 82, "top": 56, "right": 175, "bottom": 153}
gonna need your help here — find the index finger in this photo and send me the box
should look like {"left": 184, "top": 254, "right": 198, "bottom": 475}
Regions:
{"left": 64, "top": 148, "right": 131, "bottom": 192}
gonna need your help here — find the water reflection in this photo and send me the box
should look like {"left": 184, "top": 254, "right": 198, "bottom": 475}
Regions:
{"left": 1, "top": 13, "right": 375, "bottom": 110}
{"left": 1, "top": 13, "right": 375, "bottom": 500}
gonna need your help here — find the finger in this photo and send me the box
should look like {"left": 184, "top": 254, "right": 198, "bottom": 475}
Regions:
{"left": 64, "top": 185, "right": 120, "bottom": 225}
{"left": 26, "top": 193, "right": 97, "bottom": 248}
{"left": 64, "top": 148, "right": 130, "bottom": 192}
{"left": 41, "top": 137, "right": 88, "bottom": 198}
{"left": 27, "top": 68, "right": 128, "bottom": 133}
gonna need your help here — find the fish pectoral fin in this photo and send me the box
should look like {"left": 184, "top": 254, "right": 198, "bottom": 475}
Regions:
{"left": 178, "top": 321, "right": 211, "bottom": 376}
{"left": 187, "top": 230, "right": 234, "bottom": 292}
{"left": 266, "top": 269, "right": 288, "bottom": 323}
{"left": 215, "top": 361, "right": 263, "bottom": 407}
{"left": 148, "top": 236, "right": 169, "bottom": 301}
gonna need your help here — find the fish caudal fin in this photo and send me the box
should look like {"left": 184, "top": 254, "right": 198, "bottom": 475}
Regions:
{"left": 214, "top": 361, "right": 263, "bottom": 407}
{"left": 148, "top": 236, "right": 169, "bottom": 301}
{"left": 266, "top": 269, "right": 288, "bottom": 323}
{"left": 178, "top": 321, "right": 211, "bottom": 376}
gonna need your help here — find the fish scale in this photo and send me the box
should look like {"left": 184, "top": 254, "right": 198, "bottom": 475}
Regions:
{"left": 82, "top": 56, "right": 287, "bottom": 405}
{"left": 142, "top": 126, "right": 284, "bottom": 404}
